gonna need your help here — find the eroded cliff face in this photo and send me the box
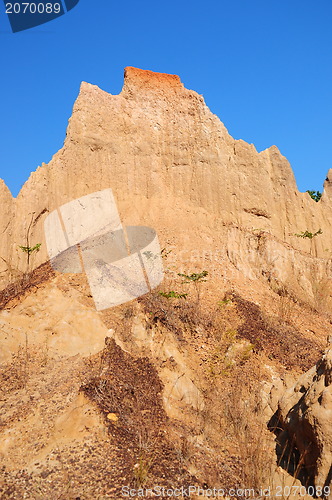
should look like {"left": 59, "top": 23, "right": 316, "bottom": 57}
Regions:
{"left": 2, "top": 70, "right": 332, "bottom": 495}
{"left": 275, "top": 347, "right": 332, "bottom": 491}
{"left": 0, "top": 67, "right": 332, "bottom": 306}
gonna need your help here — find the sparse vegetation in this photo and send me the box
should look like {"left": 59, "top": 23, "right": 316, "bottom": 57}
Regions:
{"left": 221, "top": 366, "right": 274, "bottom": 492}
{"left": 133, "top": 453, "right": 154, "bottom": 487}
{"left": 0, "top": 235, "right": 329, "bottom": 499}
{"left": 178, "top": 270, "right": 208, "bottom": 283}
{"left": 217, "top": 298, "right": 233, "bottom": 307}
{"left": 158, "top": 290, "right": 188, "bottom": 299}
{"left": 207, "top": 328, "right": 254, "bottom": 378}
{"left": 306, "top": 190, "right": 322, "bottom": 202}
{"left": 80, "top": 338, "right": 197, "bottom": 493}
{"left": 294, "top": 228, "right": 322, "bottom": 239}
{"left": 0, "top": 261, "right": 54, "bottom": 309}
{"left": 178, "top": 270, "right": 208, "bottom": 308}
{"left": 294, "top": 228, "right": 323, "bottom": 257}
{"left": 275, "top": 284, "right": 295, "bottom": 324}
{"left": 18, "top": 212, "right": 41, "bottom": 274}
{"left": 18, "top": 242, "right": 41, "bottom": 277}
{"left": 0, "top": 256, "right": 22, "bottom": 283}
{"left": 18, "top": 242, "right": 41, "bottom": 257}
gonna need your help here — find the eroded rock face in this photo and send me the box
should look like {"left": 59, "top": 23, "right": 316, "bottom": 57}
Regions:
{"left": 0, "top": 67, "right": 332, "bottom": 306}
{"left": 277, "top": 347, "right": 332, "bottom": 490}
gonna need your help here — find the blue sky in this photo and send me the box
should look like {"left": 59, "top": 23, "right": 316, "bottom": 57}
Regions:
{"left": 0, "top": 0, "right": 331, "bottom": 197}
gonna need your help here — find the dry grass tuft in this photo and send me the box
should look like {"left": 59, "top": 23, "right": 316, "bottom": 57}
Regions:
{"left": 0, "top": 261, "right": 55, "bottom": 310}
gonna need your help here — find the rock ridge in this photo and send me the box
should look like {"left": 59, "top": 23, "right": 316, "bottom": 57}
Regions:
{"left": 0, "top": 67, "right": 331, "bottom": 304}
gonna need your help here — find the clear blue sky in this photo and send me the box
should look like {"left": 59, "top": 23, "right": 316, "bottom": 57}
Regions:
{"left": 1, "top": 0, "right": 331, "bottom": 197}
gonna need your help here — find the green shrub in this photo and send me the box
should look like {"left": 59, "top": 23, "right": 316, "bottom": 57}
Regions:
{"left": 158, "top": 291, "right": 188, "bottom": 299}
{"left": 294, "top": 229, "right": 322, "bottom": 239}
{"left": 306, "top": 190, "right": 322, "bottom": 202}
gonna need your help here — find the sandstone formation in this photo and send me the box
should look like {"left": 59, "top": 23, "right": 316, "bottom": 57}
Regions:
{"left": 1, "top": 67, "right": 332, "bottom": 497}
{"left": 1, "top": 67, "right": 332, "bottom": 308}
{"left": 277, "top": 347, "right": 332, "bottom": 491}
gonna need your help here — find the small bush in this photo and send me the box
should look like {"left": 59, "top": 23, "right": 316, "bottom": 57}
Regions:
{"left": 158, "top": 291, "right": 188, "bottom": 299}
{"left": 306, "top": 190, "right": 322, "bottom": 202}
{"left": 294, "top": 229, "right": 322, "bottom": 239}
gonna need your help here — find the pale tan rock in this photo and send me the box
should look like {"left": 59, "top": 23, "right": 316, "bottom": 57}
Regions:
{"left": 1, "top": 66, "right": 332, "bottom": 307}
{"left": 277, "top": 348, "right": 332, "bottom": 489}
{"left": 113, "top": 311, "right": 205, "bottom": 421}
{"left": 0, "top": 279, "right": 109, "bottom": 363}
{"left": 0, "top": 377, "right": 106, "bottom": 471}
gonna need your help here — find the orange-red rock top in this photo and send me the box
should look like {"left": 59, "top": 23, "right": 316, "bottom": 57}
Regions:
{"left": 123, "top": 66, "right": 183, "bottom": 90}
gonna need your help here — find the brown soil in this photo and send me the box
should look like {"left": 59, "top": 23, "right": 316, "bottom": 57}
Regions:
{"left": 232, "top": 293, "right": 324, "bottom": 371}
